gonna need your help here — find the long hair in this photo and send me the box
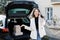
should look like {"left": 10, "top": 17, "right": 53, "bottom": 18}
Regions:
{"left": 32, "top": 8, "right": 44, "bottom": 18}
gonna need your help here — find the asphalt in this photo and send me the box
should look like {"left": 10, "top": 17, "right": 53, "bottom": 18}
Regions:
{"left": 49, "top": 37, "right": 60, "bottom": 40}
{"left": 0, "top": 35, "right": 60, "bottom": 40}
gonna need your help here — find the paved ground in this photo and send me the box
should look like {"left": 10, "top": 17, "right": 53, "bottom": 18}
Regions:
{"left": 0, "top": 25, "right": 60, "bottom": 40}
{"left": 0, "top": 36, "right": 60, "bottom": 40}
{"left": 49, "top": 37, "right": 60, "bottom": 40}
{"left": 45, "top": 25, "right": 60, "bottom": 39}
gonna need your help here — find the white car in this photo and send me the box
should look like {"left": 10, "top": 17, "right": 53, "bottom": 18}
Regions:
{"left": 0, "top": 15, "right": 8, "bottom": 33}
{"left": 0, "top": 15, "right": 6, "bottom": 29}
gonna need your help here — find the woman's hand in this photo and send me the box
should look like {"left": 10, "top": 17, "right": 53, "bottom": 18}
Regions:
{"left": 21, "top": 24, "right": 26, "bottom": 28}
{"left": 21, "top": 24, "right": 33, "bottom": 31}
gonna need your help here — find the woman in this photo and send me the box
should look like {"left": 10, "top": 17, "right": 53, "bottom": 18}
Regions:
{"left": 21, "top": 8, "right": 46, "bottom": 40}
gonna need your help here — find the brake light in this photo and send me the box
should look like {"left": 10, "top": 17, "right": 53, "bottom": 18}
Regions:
{"left": 2, "top": 28, "right": 9, "bottom": 32}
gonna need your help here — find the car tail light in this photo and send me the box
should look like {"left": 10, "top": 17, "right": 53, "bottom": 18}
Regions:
{"left": 2, "top": 28, "right": 9, "bottom": 33}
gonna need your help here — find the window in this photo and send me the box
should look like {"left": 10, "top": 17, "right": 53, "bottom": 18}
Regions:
{"left": 8, "top": 8, "right": 30, "bottom": 17}
{"left": 22, "top": 17, "right": 30, "bottom": 23}
{"left": 51, "top": 0, "right": 60, "bottom": 2}
{"left": 45, "top": 7, "right": 53, "bottom": 25}
{"left": 45, "top": 7, "right": 53, "bottom": 20}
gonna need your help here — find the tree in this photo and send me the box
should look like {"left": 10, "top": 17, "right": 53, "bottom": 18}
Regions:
{"left": 0, "top": 0, "right": 7, "bottom": 14}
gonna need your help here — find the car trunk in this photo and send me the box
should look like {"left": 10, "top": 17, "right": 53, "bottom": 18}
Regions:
{"left": 8, "top": 19, "right": 30, "bottom": 39}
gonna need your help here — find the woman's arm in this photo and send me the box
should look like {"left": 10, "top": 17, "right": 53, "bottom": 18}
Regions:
{"left": 41, "top": 19, "right": 46, "bottom": 26}
{"left": 21, "top": 24, "right": 33, "bottom": 31}
{"left": 43, "top": 20, "right": 46, "bottom": 26}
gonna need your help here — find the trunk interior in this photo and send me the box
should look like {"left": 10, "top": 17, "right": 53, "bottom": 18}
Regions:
{"left": 8, "top": 18, "right": 31, "bottom": 39}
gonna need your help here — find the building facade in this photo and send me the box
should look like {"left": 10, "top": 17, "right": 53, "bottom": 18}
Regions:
{"left": 34, "top": 0, "right": 60, "bottom": 25}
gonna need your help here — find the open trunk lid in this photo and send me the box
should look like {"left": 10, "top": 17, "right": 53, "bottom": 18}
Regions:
{"left": 5, "top": 1, "right": 38, "bottom": 18}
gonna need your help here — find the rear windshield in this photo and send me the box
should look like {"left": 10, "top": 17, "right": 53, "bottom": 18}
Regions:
{"left": 8, "top": 8, "right": 30, "bottom": 17}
